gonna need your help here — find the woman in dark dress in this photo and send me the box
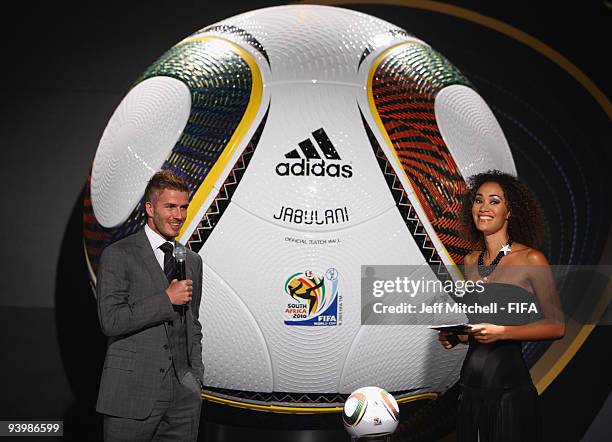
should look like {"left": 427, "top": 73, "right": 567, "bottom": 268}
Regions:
{"left": 438, "top": 171, "right": 565, "bottom": 442}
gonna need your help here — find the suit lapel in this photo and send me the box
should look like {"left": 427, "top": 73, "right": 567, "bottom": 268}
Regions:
{"left": 134, "top": 229, "right": 173, "bottom": 341}
{"left": 134, "top": 229, "right": 168, "bottom": 291}
{"left": 179, "top": 242, "right": 194, "bottom": 354}
{"left": 183, "top": 246, "right": 195, "bottom": 282}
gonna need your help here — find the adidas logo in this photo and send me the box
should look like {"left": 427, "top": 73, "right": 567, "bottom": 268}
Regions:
{"left": 275, "top": 128, "right": 353, "bottom": 178}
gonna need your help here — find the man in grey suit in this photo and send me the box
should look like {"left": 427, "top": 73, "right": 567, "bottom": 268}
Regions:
{"left": 96, "top": 170, "right": 204, "bottom": 441}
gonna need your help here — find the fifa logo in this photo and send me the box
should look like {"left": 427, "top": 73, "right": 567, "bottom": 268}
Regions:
{"left": 275, "top": 128, "right": 354, "bottom": 178}
{"left": 283, "top": 268, "right": 341, "bottom": 326}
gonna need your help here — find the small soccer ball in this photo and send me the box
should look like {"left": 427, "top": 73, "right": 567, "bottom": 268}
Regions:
{"left": 343, "top": 386, "right": 400, "bottom": 438}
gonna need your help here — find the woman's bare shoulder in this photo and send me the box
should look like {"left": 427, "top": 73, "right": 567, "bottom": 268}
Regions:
{"left": 509, "top": 243, "right": 549, "bottom": 266}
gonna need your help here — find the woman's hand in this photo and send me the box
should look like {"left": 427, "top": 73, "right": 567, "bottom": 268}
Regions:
{"left": 469, "top": 323, "right": 506, "bottom": 343}
{"left": 438, "top": 331, "right": 458, "bottom": 349}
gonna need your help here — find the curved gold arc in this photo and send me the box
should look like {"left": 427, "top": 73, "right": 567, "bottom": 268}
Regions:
{"left": 397, "top": 392, "right": 438, "bottom": 403}
{"left": 531, "top": 278, "right": 611, "bottom": 393}
{"left": 366, "top": 42, "right": 461, "bottom": 278}
{"left": 297, "top": 0, "right": 611, "bottom": 119}
{"left": 175, "top": 36, "right": 264, "bottom": 238}
{"left": 201, "top": 392, "right": 437, "bottom": 414}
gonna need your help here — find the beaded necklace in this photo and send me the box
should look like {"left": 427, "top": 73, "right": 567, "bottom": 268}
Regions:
{"left": 477, "top": 239, "right": 513, "bottom": 282}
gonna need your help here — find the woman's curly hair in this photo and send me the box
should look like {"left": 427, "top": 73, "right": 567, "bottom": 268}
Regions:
{"left": 461, "top": 170, "right": 544, "bottom": 250}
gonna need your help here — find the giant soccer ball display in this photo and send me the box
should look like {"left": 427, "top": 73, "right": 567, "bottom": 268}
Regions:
{"left": 84, "top": 5, "right": 515, "bottom": 412}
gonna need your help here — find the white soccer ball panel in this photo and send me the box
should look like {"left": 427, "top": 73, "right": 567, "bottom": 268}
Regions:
{"left": 199, "top": 197, "right": 466, "bottom": 393}
{"left": 231, "top": 83, "right": 397, "bottom": 231}
{"left": 340, "top": 325, "right": 467, "bottom": 394}
{"left": 435, "top": 84, "right": 516, "bottom": 179}
{"left": 200, "top": 261, "right": 273, "bottom": 391}
{"left": 194, "top": 5, "right": 415, "bottom": 84}
{"left": 91, "top": 77, "right": 191, "bottom": 227}
{"left": 344, "top": 396, "right": 359, "bottom": 415}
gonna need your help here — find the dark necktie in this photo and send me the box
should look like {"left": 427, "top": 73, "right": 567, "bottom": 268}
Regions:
{"left": 159, "top": 242, "right": 175, "bottom": 283}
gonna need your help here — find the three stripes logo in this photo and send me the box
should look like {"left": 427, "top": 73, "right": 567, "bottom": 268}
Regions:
{"left": 275, "top": 128, "right": 353, "bottom": 178}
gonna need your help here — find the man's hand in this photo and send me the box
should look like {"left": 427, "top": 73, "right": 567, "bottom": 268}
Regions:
{"left": 166, "top": 279, "right": 193, "bottom": 305}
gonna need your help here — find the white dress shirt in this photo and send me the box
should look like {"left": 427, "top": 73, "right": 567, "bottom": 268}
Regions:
{"left": 144, "top": 224, "right": 175, "bottom": 270}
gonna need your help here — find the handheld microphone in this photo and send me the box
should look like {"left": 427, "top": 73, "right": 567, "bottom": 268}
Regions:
{"left": 173, "top": 244, "right": 188, "bottom": 317}
{"left": 173, "top": 244, "right": 187, "bottom": 280}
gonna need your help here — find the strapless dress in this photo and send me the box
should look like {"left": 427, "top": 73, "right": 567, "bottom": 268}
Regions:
{"left": 456, "top": 283, "right": 542, "bottom": 442}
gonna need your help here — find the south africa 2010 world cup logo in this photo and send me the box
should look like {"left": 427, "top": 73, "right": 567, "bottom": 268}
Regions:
{"left": 283, "top": 268, "right": 341, "bottom": 326}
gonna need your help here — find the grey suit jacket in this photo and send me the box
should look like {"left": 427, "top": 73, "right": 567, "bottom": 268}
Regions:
{"left": 96, "top": 228, "right": 204, "bottom": 419}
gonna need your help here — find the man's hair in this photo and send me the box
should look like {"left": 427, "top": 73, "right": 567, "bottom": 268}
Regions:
{"left": 144, "top": 170, "right": 189, "bottom": 203}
